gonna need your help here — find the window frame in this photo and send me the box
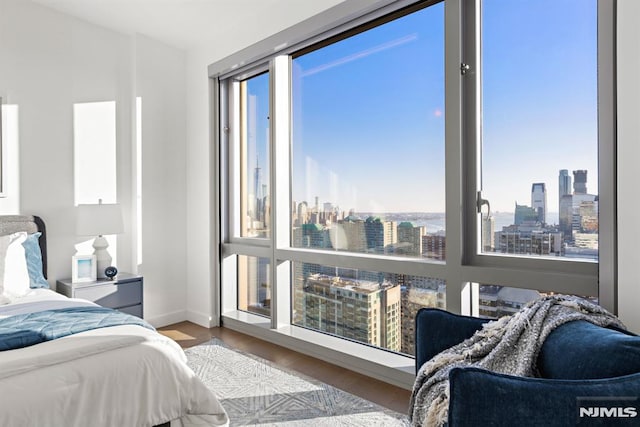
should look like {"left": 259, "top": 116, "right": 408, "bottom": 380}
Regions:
{"left": 460, "top": 0, "right": 615, "bottom": 310}
{"left": 210, "top": 0, "right": 616, "bottom": 385}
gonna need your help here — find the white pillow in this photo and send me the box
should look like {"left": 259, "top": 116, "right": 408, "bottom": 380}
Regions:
{"left": 0, "top": 233, "right": 13, "bottom": 299}
{"left": 1, "top": 232, "right": 31, "bottom": 298}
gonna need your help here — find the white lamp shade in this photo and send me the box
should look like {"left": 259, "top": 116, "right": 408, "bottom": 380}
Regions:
{"left": 76, "top": 203, "right": 124, "bottom": 236}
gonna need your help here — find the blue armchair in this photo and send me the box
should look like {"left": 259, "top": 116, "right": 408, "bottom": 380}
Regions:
{"left": 415, "top": 308, "right": 640, "bottom": 427}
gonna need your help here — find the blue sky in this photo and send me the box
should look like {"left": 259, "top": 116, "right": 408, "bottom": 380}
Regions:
{"left": 248, "top": 0, "right": 598, "bottom": 217}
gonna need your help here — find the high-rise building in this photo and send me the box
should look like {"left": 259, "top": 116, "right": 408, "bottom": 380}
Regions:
{"left": 514, "top": 203, "right": 538, "bottom": 225}
{"left": 292, "top": 223, "right": 329, "bottom": 248}
{"left": 571, "top": 193, "right": 598, "bottom": 240}
{"left": 422, "top": 234, "right": 446, "bottom": 260}
{"left": 363, "top": 216, "right": 397, "bottom": 254}
{"left": 559, "top": 194, "right": 573, "bottom": 240}
{"left": 482, "top": 214, "right": 495, "bottom": 252}
{"left": 340, "top": 217, "right": 367, "bottom": 252}
{"left": 559, "top": 169, "right": 573, "bottom": 240}
{"left": 559, "top": 169, "right": 572, "bottom": 199}
{"left": 573, "top": 170, "right": 588, "bottom": 194}
{"left": 299, "top": 274, "right": 401, "bottom": 351}
{"left": 254, "top": 157, "right": 262, "bottom": 219}
{"left": 531, "top": 183, "right": 547, "bottom": 224}
{"left": 399, "top": 276, "right": 445, "bottom": 355}
{"left": 478, "top": 285, "right": 541, "bottom": 319}
{"left": 296, "top": 201, "right": 308, "bottom": 226}
{"left": 397, "top": 222, "right": 425, "bottom": 256}
{"left": 495, "top": 225, "right": 563, "bottom": 256}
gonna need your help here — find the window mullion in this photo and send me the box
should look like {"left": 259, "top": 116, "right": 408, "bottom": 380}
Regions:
{"left": 216, "top": 77, "right": 237, "bottom": 317}
{"left": 443, "top": 0, "right": 469, "bottom": 314}
{"left": 270, "top": 55, "right": 292, "bottom": 329}
{"left": 460, "top": 0, "right": 481, "bottom": 268}
{"left": 596, "top": 0, "right": 617, "bottom": 314}
{"left": 228, "top": 80, "right": 241, "bottom": 240}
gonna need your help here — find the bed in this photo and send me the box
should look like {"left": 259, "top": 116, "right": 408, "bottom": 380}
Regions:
{"left": 0, "top": 215, "right": 229, "bottom": 427}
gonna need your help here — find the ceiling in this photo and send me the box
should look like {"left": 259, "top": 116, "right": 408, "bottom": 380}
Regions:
{"left": 31, "top": 0, "right": 345, "bottom": 51}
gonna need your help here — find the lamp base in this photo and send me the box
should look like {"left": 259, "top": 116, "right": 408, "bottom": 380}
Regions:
{"left": 92, "top": 235, "right": 112, "bottom": 279}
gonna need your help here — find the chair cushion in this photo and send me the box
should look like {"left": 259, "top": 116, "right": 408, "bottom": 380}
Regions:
{"left": 449, "top": 367, "right": 640, "bottom": 427}
{"left": 538, "top": 320, "right": 640, "bottom": 379}
{"left": 415, "top": 308, "right": 489, "bottom": 372}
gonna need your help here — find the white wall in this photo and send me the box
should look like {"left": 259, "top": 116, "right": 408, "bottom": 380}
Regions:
{"left": 0, "top": 0, "right": 132, "bottom": 283}
{"left": 616, "top": 0, "right": 640, "bottom": 333}
{"left": 135, "top": 35, "right": 188, "bottom": 326}
{"left": 0, "top": 0, "right": 188, "bottom": 327}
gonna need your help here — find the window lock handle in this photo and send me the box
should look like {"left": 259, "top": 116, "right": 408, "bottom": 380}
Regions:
{"left": 477, "top": 191, "right": 491, "bottom": 216}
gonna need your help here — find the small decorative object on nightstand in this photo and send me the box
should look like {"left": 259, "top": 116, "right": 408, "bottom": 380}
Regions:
{"left": 104, "top": 266, "right": 118, "bottom": 279}
{"left": 56, "top": 273, "right": 143, "bottom": 318}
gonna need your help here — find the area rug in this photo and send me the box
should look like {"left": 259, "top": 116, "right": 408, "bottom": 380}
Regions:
{"left": 184, "top": 338, "right": 410, "bottom": 426}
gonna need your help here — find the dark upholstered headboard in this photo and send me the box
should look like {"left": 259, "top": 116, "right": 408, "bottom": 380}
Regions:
{"left": 0, "top": 215, "right": 47, "bottom": 279}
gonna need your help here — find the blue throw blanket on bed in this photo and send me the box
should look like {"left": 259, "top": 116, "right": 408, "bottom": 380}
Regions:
{"left": 0, "top": 306, "right": 154, "bottom": 351}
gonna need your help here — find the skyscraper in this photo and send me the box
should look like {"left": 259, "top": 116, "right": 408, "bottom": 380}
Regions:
{"left": 363, "top": 216, "right": 397, "bottom": 254}
{"left": 559, "top": 170, "right": 572, "bottom": 235}
{"left": 559, "top": 170, "right": 571, "bottom": 198}
{"left": 531, "top": 183, "right": 547, "bottom": 224}
{"left": 514, "top": 203, "right": 538, "bottom": 225}
{"left": 299, "top": 274, "right": 401, "bottom": 351}
{"left": 254, "top": 156, "right": 262, "bottom": 216}
{"left": 397, "top": 222, "right": 425, "bottom": 256}
{"left": 482, "top": 214, "right": 495, "bottom": 251}
{"left": 559, "top": 194, "right": 574, "bottom": 240}
{"left": 573, "top": 170, "right": 588, "bottom": 194}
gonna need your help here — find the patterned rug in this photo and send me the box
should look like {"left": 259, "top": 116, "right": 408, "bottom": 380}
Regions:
{"left": 184, "top": 338, "right": 410, "bottom": 426}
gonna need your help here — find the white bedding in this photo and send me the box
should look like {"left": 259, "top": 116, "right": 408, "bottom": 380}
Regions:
{"left": 0, "top": 290, "right": 229, "bottom": 427}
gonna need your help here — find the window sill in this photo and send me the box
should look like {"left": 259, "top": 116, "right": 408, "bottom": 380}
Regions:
{"left": 221, "top": 310, "right": 416, "bottom": 390}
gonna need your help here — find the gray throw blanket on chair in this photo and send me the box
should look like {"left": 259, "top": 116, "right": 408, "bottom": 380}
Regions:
{"left": 409, "top": 294, "right": 626, "bottom": 426}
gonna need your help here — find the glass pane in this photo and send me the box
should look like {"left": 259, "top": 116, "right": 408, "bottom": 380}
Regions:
{"left": 292, "top": 262, "right": 446, "bottom": 356}
{"left": 481, "top": 0, "right": 598, "bottom": 261}
{"left": 291, "top": 3, "right": 445, "bottom": 259}
{"left": 238, "top": 255, "right": 271, "bottom": 317}
{"left": 240, "top": 73, "right": 270, "bottom": 238}
{"left": 476, "top": 284, "right": 598, "bottom": 320}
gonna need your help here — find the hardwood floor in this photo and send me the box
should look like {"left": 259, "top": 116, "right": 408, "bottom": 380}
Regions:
{"left": 158, "top": 321, "right": 412, "bottom": 414}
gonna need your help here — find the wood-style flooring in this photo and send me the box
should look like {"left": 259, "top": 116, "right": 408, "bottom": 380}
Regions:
{"left": 158, "top": 321, "right": 412, "bottom": 414}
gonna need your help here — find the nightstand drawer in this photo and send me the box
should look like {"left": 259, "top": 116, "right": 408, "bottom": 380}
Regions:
{"left": 74, "top": 281, "right": 142, "bottom": 309}
{"left": 116, "top": 304, "right": 143, "bottom": 318}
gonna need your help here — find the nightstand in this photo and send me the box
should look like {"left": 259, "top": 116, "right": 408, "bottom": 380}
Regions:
{"left": 56, "top": 273, "right": 143, "bottom": 318}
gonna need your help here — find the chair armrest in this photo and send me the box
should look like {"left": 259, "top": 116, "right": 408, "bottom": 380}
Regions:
{"left": 448, "top": 367, "right": 640, "bottom": 427}
{"left": 415, "top": 308, "right": 489, "bottom": 372}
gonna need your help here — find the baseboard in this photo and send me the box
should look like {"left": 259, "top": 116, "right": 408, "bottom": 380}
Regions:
{"left": 186, "top": 309, "right": 217, "bottom": 328}
{"left": 145, "top": 310, "right": 187, "bottom": 328}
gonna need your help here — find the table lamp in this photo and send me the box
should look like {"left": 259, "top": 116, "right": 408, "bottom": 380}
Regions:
{"left": 76, "top": 199, "right": 124, "bottom": 279}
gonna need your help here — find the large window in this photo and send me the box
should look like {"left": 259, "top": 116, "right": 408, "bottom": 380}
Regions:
{"left": 291, "top": 3, "right": 445, "bottom": 260}
{"left": 240, "top": 73, "right": 270, "bottom": 238}
{"left": 292, "top": 261, "right": 445, "bottom": 355}
{"left": 238, "top": 255, "right": 271, "bottom": 318}
{"left": 479, "top": 0, "right": 599, "bottom": 261}
{"left": 214, "top": 0, "right": 614, "bottom": 366}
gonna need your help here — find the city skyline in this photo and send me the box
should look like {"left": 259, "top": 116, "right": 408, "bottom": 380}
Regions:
{"left": 246, "top": 0, "right": 598, "bottom": 214}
